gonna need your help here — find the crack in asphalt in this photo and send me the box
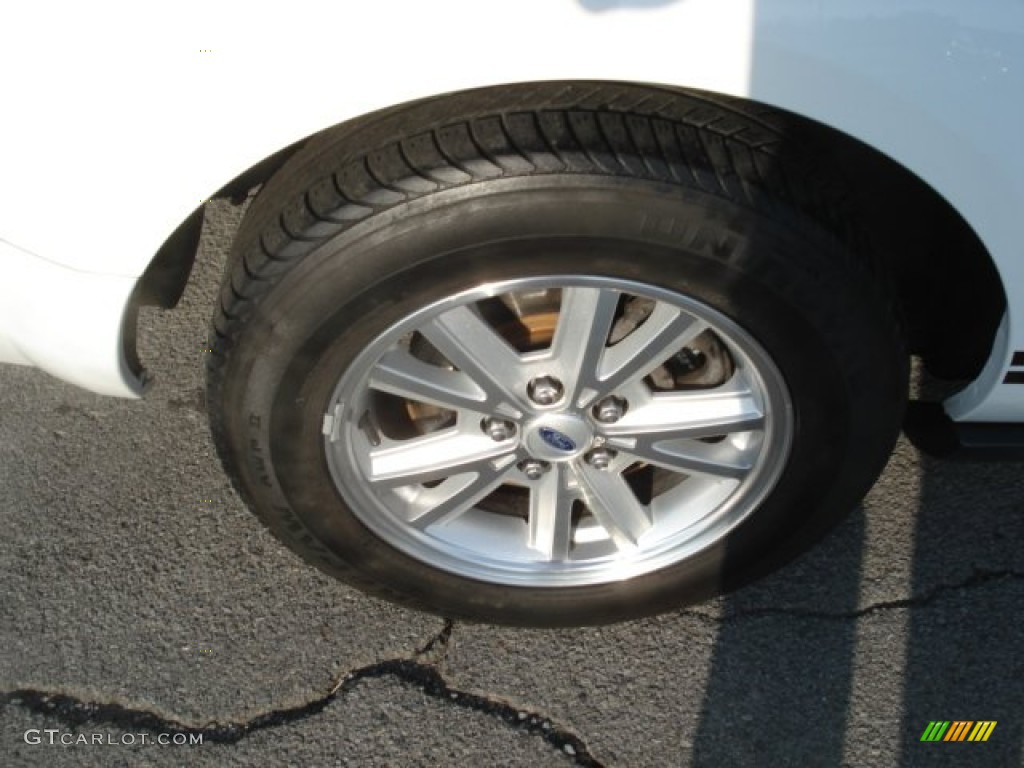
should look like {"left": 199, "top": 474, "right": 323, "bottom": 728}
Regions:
{"left": 12, "top": 570, "right": 1016, "bottom": 761}
{"left": 679, "top": 568, "right": 1024, "bottom": 625}
{"left": 413, "top": 617, "right": 454, "bottom": 660}
{"left": 0, "top": 619, "right": 604, "bottom": 767}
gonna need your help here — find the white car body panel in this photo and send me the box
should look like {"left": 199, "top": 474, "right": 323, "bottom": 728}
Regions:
{"left": 0, "top": 239, "right": 142, "bottom": 397}
{"left": 1, "top": 0, "right": 1021, "bottom": 420}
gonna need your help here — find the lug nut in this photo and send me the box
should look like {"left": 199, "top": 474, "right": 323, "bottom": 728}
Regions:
{"left": 482, "top": 417, "right": 516, "bottom": 442}
{"left": 518, "top": 458, "right": 551, "bottom": 480}
{"left": 528, "top": 376, "right": 564, "bottom": 406}
{"left": 593, "top": 396, "right": 627, "bottom": 424}
{"left": 585, "top": 447, "right": 617, "bottom": 471}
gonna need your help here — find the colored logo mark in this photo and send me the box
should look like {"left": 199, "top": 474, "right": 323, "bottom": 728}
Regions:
{"left": 539, "top": 427, "right": 576, "bottom": 452}
{"left": 920, "top": 721, "right": 996, "bottom": 742}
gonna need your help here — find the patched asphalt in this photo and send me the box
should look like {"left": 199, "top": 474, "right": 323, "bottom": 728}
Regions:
{"left": 1, "top": 201, "right": 1022, "bottom": 767}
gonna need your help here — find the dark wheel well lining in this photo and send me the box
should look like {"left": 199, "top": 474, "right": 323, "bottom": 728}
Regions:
{"left": 132, "top": 136, "right": 310, "bottom": 312}
{"left": 789, "top": 116, "right": 1006, "bottom": 380}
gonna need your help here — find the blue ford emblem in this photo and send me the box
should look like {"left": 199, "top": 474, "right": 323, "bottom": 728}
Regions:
{"left": 539, "top": 427, "right": 576, "bottom": 452}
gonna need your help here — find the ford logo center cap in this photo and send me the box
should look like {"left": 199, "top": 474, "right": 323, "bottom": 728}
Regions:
{"left": 539, "top": 427, "right": 577, "bottom": 452}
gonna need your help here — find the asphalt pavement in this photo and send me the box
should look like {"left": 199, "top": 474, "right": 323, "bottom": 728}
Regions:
{"left": 1, "top": 201, "right": 1022, "bottom": 767}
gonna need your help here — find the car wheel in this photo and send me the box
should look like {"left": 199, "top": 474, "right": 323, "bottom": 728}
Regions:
{"left": 207, "top": 83, "right": 906, "bottom": 625}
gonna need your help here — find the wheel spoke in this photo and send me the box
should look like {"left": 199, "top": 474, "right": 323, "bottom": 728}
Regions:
{"left": 549, "top": 287, "right": 621, "bottom": 407}
{"left": 369, "top": 348, "right": 488, "bottom": 413}
{"left": 407, "top": 464, "right": 517, "bottom": 529}
{"left": 573, "top": 463, "right": 652, "bottom": 550}
{"left": 527, "top": 465, "right": 574, "bottom": 561}
{"left": 596, "top": 302, "right": 705, "bottom": 398}
{"left": 602, "top": 380, "right": 763, "bottom": 478}
{"left": 619, "top": 438, "right": 753, "bottom": 479}
{"left": 602, "top": 379, "right": 764, "bottom": 441}
{"left": 418, "top": 305, "right": 529, "bottom": 415}
{"left": 368, "top": 428, "right": 516, "bottom": 487}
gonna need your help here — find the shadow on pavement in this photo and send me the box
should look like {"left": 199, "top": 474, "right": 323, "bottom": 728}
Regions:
{"left": 691, "top": 452, "right": 1023, "bottom": 767}
{"left": 898, "top": 456, "right": 1023, "bottom": 766}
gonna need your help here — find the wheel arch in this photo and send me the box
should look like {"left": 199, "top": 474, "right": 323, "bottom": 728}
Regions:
{"left": 131, "top": 136, "right": 310, "bottom": 312}
{"left": 129, "top": 80, "right": 1007, "bottom": 387}
{"left": 746, "top": 98, "right": 1007, "bottom": 382}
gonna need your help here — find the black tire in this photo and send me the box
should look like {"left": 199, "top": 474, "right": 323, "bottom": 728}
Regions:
{"left": 207, "top": 82, "right": 906, "bottom": 626}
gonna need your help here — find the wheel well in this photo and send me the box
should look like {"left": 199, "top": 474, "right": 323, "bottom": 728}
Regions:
{"left": 765, "top": 107, "right": 1006, "bottom": 381}
{"left": 132, "top": 137, "right": 309, "bottom": 310}
{"left": 135, "top": 81, "right": 1006, "bottom": 382}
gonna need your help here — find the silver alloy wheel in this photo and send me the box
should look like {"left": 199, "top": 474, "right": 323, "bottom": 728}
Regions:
{"left": 323, "top": 276, "right": 793, "bottom": 587}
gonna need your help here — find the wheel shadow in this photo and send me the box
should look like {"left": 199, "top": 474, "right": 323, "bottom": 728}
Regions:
{"left": 895, "top": 455, "right": 1023, "bottom": 766}
{"left": 690, "top": 501, "right": 865, "bottom": 766}
{"left": 690, "top": 448, "right": 1024, "bottom": 766}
